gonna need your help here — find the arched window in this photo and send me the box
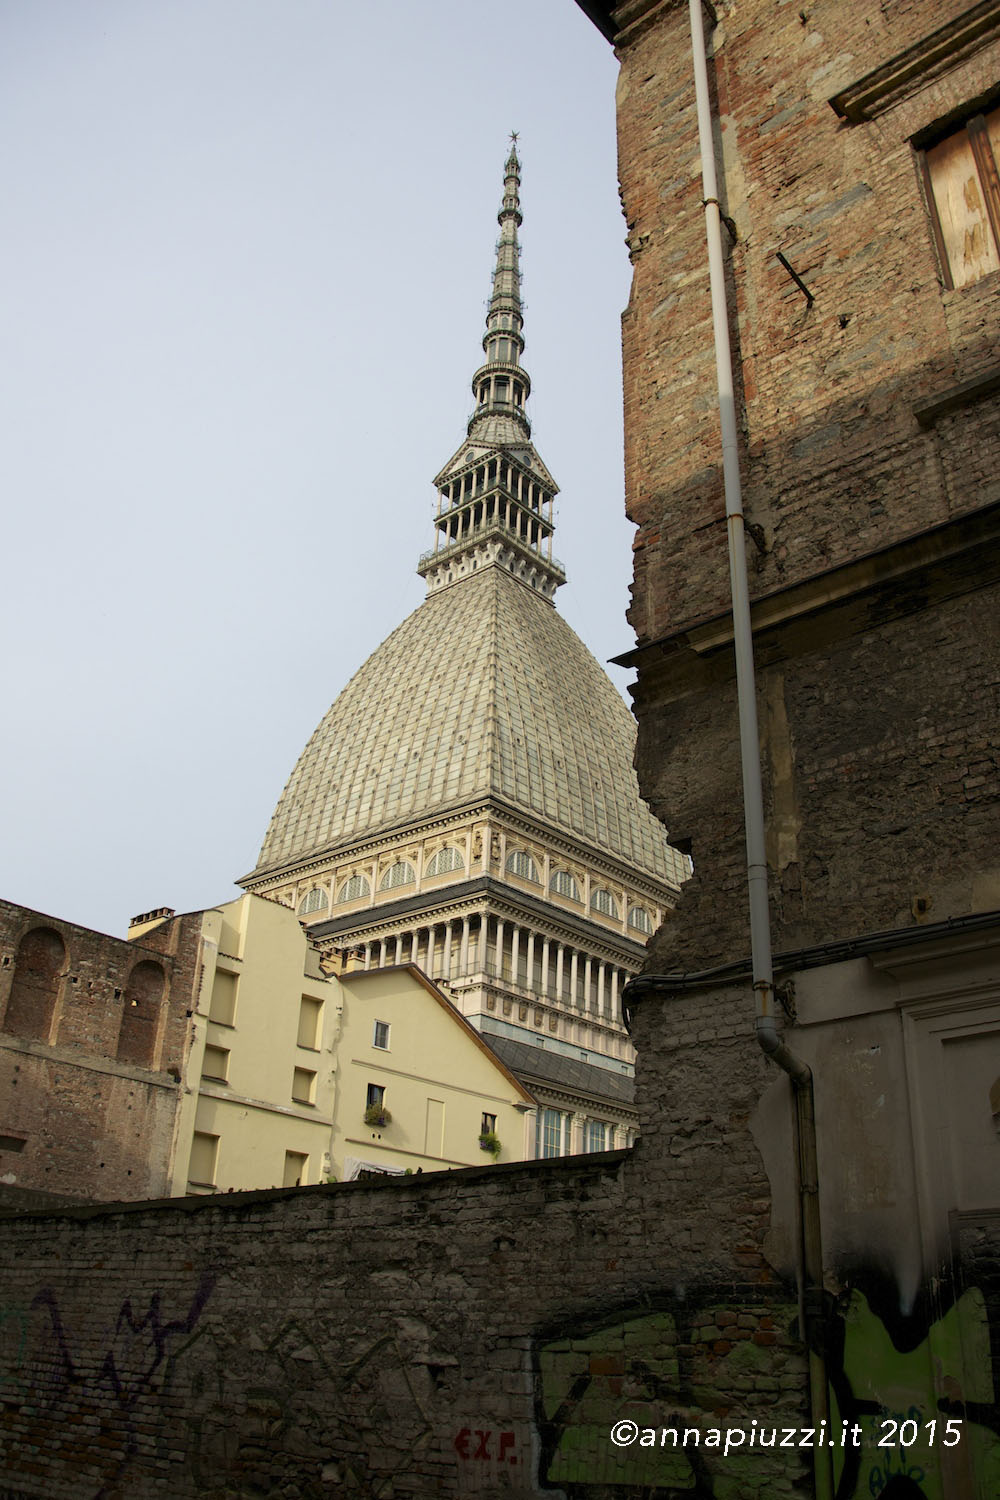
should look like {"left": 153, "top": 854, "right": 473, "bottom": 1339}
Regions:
{"left": 298, "top": 888, "right": 327, "bottom": 916}
{"left": 425, "top": 846, "right": 464, "bottom": 877}
{"left": 590, "top": 888, "right": 619, "bottom": 919}
{"left": 4, "top": 927, "right": 65, "bottom": 1041}
{"left": 628, "top": 905, "right": 654, "bottom": 934}
{"left": 549, "top": 869, "right": 580, "bottom": 901}
{"left": 118, "top": 960, "right": 165, "bottom": 1070}
{"left": 379, "top": 860, "right": 415, "bottom": 891}
{"left": 337, "top": 874, "right": 371, "bottom": 903}
{"left": 505, "top": 849, "right": 539, "bottom": 883}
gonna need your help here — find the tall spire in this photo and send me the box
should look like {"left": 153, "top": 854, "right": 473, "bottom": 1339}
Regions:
{"left": 471, "top": 137, "right": 530, "bottom": 440}
{"left": 418, "top": 141, "right": 565, "bottom": 603}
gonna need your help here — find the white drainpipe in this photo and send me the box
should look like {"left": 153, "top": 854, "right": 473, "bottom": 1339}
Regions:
{"left": 686, "top": 3, "right": 831, "bottom": 1492}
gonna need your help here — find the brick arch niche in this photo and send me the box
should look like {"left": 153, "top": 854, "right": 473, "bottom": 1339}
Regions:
{"left": 117, "top": 960, "right": 166, "bottom": 1069}
{"left": 4, "top": 926, "right": 65, "bottom": 1041}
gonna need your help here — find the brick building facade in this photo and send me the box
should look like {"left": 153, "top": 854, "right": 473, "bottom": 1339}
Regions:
{"left": 0, "top": 900, "right": 201, "bottom": 1206}
{"left": 598, "top": 0, "right": 1000, "bottom": 972}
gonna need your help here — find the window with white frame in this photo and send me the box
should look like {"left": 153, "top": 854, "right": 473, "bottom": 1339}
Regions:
{"left": 539, "top": 1108, "right": 563, "bottom": 1159}
{"left": 373, "top": 1020, "right": 390, "bottom": 1051}
{"left": 584, "top": 1119, "right": 608, "bottom": 1153}
{"left": 366, "top": 1082, "right": 385, "bottom": 1111}
{"left": 628, "top": 904, "right": 653, "bottom": 934}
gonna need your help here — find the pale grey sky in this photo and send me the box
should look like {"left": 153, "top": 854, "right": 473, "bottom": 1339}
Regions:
{"left": 1, "top": 1, "right": 637, "bottom": 937}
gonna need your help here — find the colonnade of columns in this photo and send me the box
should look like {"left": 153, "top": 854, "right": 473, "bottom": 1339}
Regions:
{"left": 432, "top": 460, "right": 554, "bottom": 559}
{"left": 352, "top": 913, "right": 630, "bottom": 1024}
{"left": 433, "top": 495, "right": 547, "bottom": 554}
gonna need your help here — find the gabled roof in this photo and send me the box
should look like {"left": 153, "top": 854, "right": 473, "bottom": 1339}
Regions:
{"left": 337, "top": 963, "right": 536, "bottom": 1106}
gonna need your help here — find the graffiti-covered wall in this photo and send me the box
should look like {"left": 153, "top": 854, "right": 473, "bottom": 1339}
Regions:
{"left": 2, "top": 947, "right": 999, "bottom": 1498}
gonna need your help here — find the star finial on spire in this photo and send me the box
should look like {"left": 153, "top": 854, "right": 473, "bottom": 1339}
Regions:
{"left": 510, "top": 130, "right": 519, "bottom": 145}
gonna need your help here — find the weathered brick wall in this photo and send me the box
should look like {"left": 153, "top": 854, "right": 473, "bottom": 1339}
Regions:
{"left": 620, "top": 0, "right": 999, "bottom": 635}
{"left": 615, "top": 0, "right": 1000, "bottom": 970}
{"left": 637, "top": 569, "right": 1000, "bottom": 971}
{"left": 0, "top": 902, "right": 201, "bottom": 1203}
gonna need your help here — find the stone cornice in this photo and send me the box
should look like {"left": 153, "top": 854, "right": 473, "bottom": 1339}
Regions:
{"left": 0, "top": 1034, "right": 179, "bottom": 1089}
{"left": 244, "top": 793, "right": 680, "bottom": 904}
{"left": 829, "top": 0, "right": 1000, "bottom": 123}
{"left": 310, "top": 875, "right": 649, "bottom": 963}
{"left": 617, "top": 499, "right": 1000, "bottom": 688}
{"left": 913, "top": 364, "right": 1000, "bottom": 427}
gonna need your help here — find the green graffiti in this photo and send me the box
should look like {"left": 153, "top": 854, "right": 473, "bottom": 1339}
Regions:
{"left": 536, "top": 1284, "right": 1000, "bottom": 1498}
{"left": 538, "top": 1303, "right": 806, "bottom": 1496}
{"left": 834, "top": 1288, "right": 1000, "bottom": 1500}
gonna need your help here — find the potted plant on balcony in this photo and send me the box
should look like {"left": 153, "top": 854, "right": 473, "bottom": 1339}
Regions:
{"left": 478, "top": 1130, "right": 501, "bottom": 1159}
{"left": 364, "top": 1102, "right": 392, "bottom": 1128}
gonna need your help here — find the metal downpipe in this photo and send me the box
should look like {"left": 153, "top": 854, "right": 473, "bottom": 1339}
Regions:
{"left": 686, "top": 3, "right": 832, "bottom": 1492}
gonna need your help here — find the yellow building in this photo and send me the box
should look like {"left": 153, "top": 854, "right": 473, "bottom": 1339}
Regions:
{"left": 332, "top": 964, "right": 534, "bottom": 1179}
{"left": 131, "top": 893, "right": 338, "bottom": 1195}
{"left": 129, "top": 893, "right": 534, "bottom": 1192}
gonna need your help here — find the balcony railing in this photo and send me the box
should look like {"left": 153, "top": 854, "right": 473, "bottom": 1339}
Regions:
{"left": 418, "top": 521, "right": 565, "bottom": 577}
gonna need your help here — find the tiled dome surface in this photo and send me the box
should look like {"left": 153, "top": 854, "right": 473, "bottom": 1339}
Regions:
{"left": 254, "top": 567, "right": 679, "bottom": 883}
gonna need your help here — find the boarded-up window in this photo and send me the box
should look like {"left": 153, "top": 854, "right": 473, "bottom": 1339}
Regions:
{"left": 283, "top": 1150, "right": 308, "bottom": 1187}
{"left": 923, "top": 107, "right": 1000, "bottom": 288}
{"left": 202, "top": 1044, "right": 230, "bottom": 1082}
{"left": 297, "top": 996, "right": 322, "bottom": 1050}
{"left": 5, "top": 927, "right": 64, "bottom": 1041}
{"left": 424, "top": 1098, "right": 444, "bottom": 1156}
{"left": 208, "top": 971, "right": 237, "bottom": 1026}
{"left": 188, "top": 1131, "right": 219, "bottom": 1187}
{"left": 292, "top": 1067, "right": 316, "bottom": 1105}
{"left": 117, "top": 960, "right": 165, "bottom": 1069}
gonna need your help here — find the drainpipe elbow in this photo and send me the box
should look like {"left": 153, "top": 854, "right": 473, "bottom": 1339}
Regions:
{"left": 756, "top": 1012, "right": 812, "bottom": 1089}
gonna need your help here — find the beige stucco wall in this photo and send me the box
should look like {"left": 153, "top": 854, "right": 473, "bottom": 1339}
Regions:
{"left": 173, "top": 894, "right": 337, "bottom": 1193}
{"left": 331, "top": 965, "right": 533, "bottom": 1178}
{"left": 750, "top": 937, "right": 1000, "bottom": 1307}
{"left": 167, "top": 901, "right": 536, "bottom": 1192}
